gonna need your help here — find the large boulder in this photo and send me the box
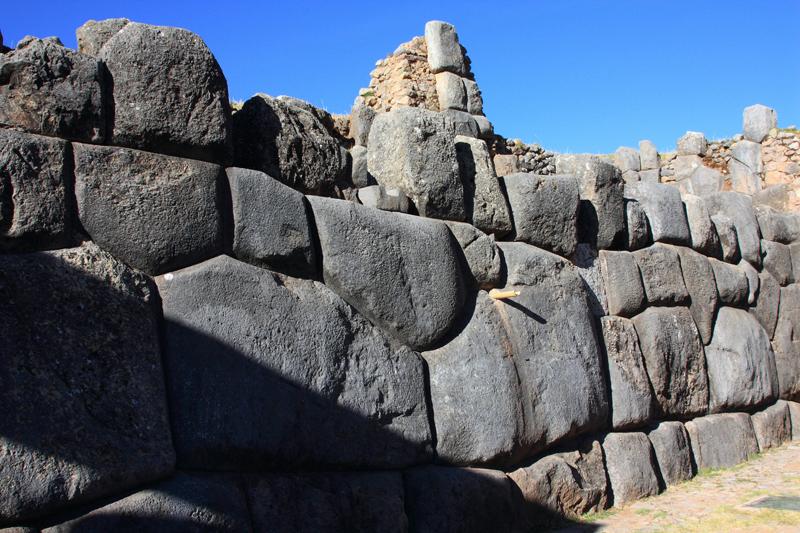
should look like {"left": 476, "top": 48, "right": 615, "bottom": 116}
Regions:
{"left": 367, "top": 107, "right": 463, "bottom": 220}
{"left": 233, "top": 94, "right": 349, "bottom": 195}
{"left": 0, "top": 36, "right": 105, "bottom": 142}
{"left": 743, "top": 104, "right": 777, "bottom": 143}
{"left": 503, "top": 173, "right": 580, "bottom": 257}
{"left": 600, "top": 316, "right": 655, "bottom": 429}
{"left": 601, "top": 432, "right": 660, "bottom": 506}
{"left": 94, "top": 21, "right": 232, "bottom": 163}
{"left": 624, "top": 181, "right": 691, "bottom": 245}
{"left": 424, "top": 21, "right": 467, "bottom": 75}
{"left": 647, "top": 422, "right": 694, "bottom": 487}
{"left": 75, "top": 18, "right": 130, "bottom": 56}
{"left": 156, "top": 255, "right": 432, "bottom": 470}
{"left": 755, "top": 205, "right": 800, "bottom": 244}
{"left": 0, "top": 243, "right": 174, "bottom": 525}
{"left": 704, "top": 192, "right": 762, "bottom": 268}
{"left": 633, "top": 244, "right": 690, "bottom": 306}
{"left": 227, "top": 167, "right": 317, "bottom": 278}
{"left": 0, "top": 130, "right": 73, "bottom": 251}
{"left": 685, "top": 413, "right": 759, "bottom": 470}
{"left": 675, "top": 247, "right": 719, "bottom": 345}
{"left": 599, "top": 250, "right": 646, "bottom": 317}
{"left": 444, "top": 221, "right": 502, "bottom": 289}
{"left": 454, "top": 135, "right": 512, "bottom": 235}
{"left": 705, "top": 307, "right": 779, "bottom": 412}
{"left": 308, "top": 197, "right": 464, "bottom": 350}
{"left": 632, "top": 307, "right": 709, "bottom": 418}
{"left": 750, "top": 401, "right": 792, "bottom": 452}
{"left": 73, "top": 143, "right": 225, "bottom": 276}
{"left": 708, "top": 259, "right": 749, "bottom": 307}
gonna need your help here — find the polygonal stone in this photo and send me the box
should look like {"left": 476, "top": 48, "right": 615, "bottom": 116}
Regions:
{"left": 774, "top": 285, "right": 800, "bottom": 401}
{"left": 602, "top": 432, "right": 660, "bottom": 506}
{"left": 686, "top": 413, "right": 759, "bottom": 470}
{"left": 73, "top": 143, "right": 225, "bottom": 276}
{"left": 473, "top": 114, "right": 493, "bottom": 139}
{"left": 711, "top": 214, "right": 741, "bottom": 263}
{"left": 444, "top": 221, "right": 502, "bottom": 289}
{"left": 751, "top": 401, "right": 791, "bottom": 452}
{"left": 705, "top": 307, "right": 779, "bottom": 413}
{"left": 493, "top": 154, "right": 519, "bottom": 176}
{"left": 601, "top": 316, "right": 655, "bottom": 429}
{"left": 632, "top": 306, "right": 709, "bottom": 418}
{"left": 0, "top": 130, "right": 73, "bottom": 252}
{"left": 683, "top": 194, "right": 721, "bottom": 256}
{"left": 755, "top": 206, "right": 800, "bottom": 244}
{"left": 739, "top": 259, "right": 760, "bottom": 305}
{"left": 76, "top": 17, "right": 130, "bottom": 56}
{"left": 350, "top": 145, "right": 372, "bottom": 187}
{"left": 704, "top": 192, "right": 762, "bottom": 268}
{"left": 625, "top": 199, "right": 651, "bottom": 250}
{"left": 639, "top": 169, "right": 660, "bottom": 182}
{"left": 762, "top": 240, "right": 795, "bottom": 286}
{"left": 0, "top": 243, "right": 174, "bottom": 524}
{"left": 503, "top": 173, "right": 580, "bottom": 256}
{"left": 743, "top": 104, "right": 777, "bottom": 143}
{"left": 672, "top": 155, "right": 703, "bottom": 182}
{"left": 732, "top": 140, "right": 763, "bottom": 174}
{"left": 227, "top": 167, "right": 317, "bottom": 279}
{"left": 435, "top": 71, "right": 467, "bottom": 111}
{"left": 156, "top": 255, "right": 432, "bottom": 470}
{"left": 749, "top": 271, "right": 781, "bottom": 339}
{"left": 443, "top": 109, "right": 480, "bottom": 138}
{"left": 633, "top": 244, "right": 690, "bottom": 306}
{"left": 367, "top": 107, "right": 463, "bottom": 220}
{"left": 615, "top": 147, "right": 640, "bottom": 172}
{"left": 0, "top": 36, "right": 105, "bottom": 142}
{"left": 455, "top": 135, "right": 512, "bottom": 235}
{"left": 625, "top": 181, "right": 691, "bottom": 245}
{"left": 348, "top": 98, "right": 376, "bottom": 147}
{"left": 648, "top": 422, "right": 694, "bottom": 486}
{"left": 677, "top": 131, "right": 707, "bottom": 156}
{"left": 424, "top": 21, "right": 467, "bottom": 75}
{"left": 789, "top": 402, "right": 800, "bottom": 440}
{"left": 599, "top": 250, "right": 646, "bottom": 317}
{"left": 97, "top": 21, "right": 232, "bottom": 163}
{"left": 709, "top": 258, "right": 749, "bottom": 307}
{"left": 689, "top": 165, "right": 724, "bottom": 196}
{"left": 676, "top": 246, "right": 719, "bottom": 345}
{"left": 573, "top": 243, "right": 608, "bottom": 317}
{"left": 464, "top": 79, "right": 483, "bottom": 115}
{"left": 639, "top": 140, "right": 659, "bottom": 170}
{"left": 728, "top": 158, "right": 761, "bottom": 195}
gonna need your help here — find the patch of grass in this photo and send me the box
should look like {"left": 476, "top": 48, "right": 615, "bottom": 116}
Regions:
{"left": 229, "top": 100, "right": 244, "bottom": 111}
{"left": 780, "top": 127, "right": 800, "bottom": 135}
{"left": 359, "top": 90, "right": 375, "bottom": 99}
{"left": 579, "top": 508, "right": 617, "bottom": 523}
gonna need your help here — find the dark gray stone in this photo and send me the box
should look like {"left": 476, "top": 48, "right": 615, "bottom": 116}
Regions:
{"left": 708, "top": 258, "right": 749, "bottom": 307}
{"left": 601, "top": 316, "right": 655, "bottom": 429}
{"left": 633, "top": 244, "right": 690, "bottom": 306}
{"left": 424, "top": 21, "right": 467, "bottom": 75}
{"left": 676, "top": 246, "right": 719, "bottom": 345}
{"left": 711, "top": 214, "right": 741, "bottom": 263}
{"left": 73, "top": 143, "right": 225, "bottom": 276}
{"left": 762, "top": 240, "right": 795, "bottom": 286}
{"left": 442, "top": 109, "right": 480, "bottom": 138}
{"left": 704, "top": 192, "right": 762, "bottom": 268}
{"left": 615, "top": 146, "right": 640, "bottom": 173}
{"left": 444, "top": 222, "right": 502, "bottom": 289}
{"left": 0, "top": 130, "right": 73, "bottom": 252}
{"left": 705, "top": 307, "right": 779, "bottom": 412}
{"left": 647, "top": 421, "right": 694, "bottom": 486}
{"left": 743, "top": 104, "right": 777, "bottom": 143}
{"left": 246, "top": 471, "right": 406, "bottom": 533}
{"left": 0, "top": 36, "right": 105, "bottom": 142}
{"left": 503, "top": 173, "right": 580, "bottom": 257}
{"left": 98, "top": 21, "right": 231, "bottom": 163}
{"left": 473, "top": 114, "right": 493, "bottom": 139}
{"left": 624, "top": 182, "right": 691, "bottom": 245}
{"left": 367, "top": 107, "right": 463, "bottom": 220}
{"left": 749, "top": 271, "right": 781, "bottom": 339}
{"left": 233, "top": 94, "right": 349, "bottom": 195}
{"left": 464, "top": 79, "right": 483, "bottom": 115}
{"left": 755, "top": 205, "right": 800, "bottom": 244}
{"left": 791, "top": 243, "right": 800, "bottom": 281}
{"left": 308, "top": 196, "right": 464, "bottom": 350}
{"left": 599, "top": 250, "right": 645, "bottom": 317}
{"left": 348, "top": 98, "right": 376, "bottom": 147}
{"left": 625, "top": 199, "right": 651, "bottom": 250}
{"left": 227, "top": 167, "right": 317, "bottom": 278}
{"left": 683, "top": 194, "right": 721, "bottom": 257}
{"left": 602, "top": 432, "right": 660, "bottom": 505}
{"left": 350, "top": 145, "right": 371, "bottom": 188}
{"left": 686, "top": 413, "right": 759, "bottom": 470}
{"left": 773, "top": 285, "right": 800, "bottom": 401}
{"left": 751, "top": 401, "right": 792, "bottom": 452}
{"left": 632, "top": 306, "right": 709, "bottom": 418}
{"left": 0, "top": 243, "right": 174, "bottom": 525}
{"left": 42, "top": 473, "right": 249, "bottom": 532}
{"left": 404, "top": 466, "right": 519, "bottom": 533}
{"left": 573, "top": 243, "right": 608, "bottom": 317}
{"left": 156, "top": 255, "right": 432, "bottom": 470}
{"left": 455, "top": 135, "right": 512, "bottom": 236}
{"left": 76, "top": 18, "right": 129, "bottom": 56}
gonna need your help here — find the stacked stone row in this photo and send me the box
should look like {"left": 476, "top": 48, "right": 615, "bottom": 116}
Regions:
{"left": 2, "top": 18, "right": 800, "bottom": 533}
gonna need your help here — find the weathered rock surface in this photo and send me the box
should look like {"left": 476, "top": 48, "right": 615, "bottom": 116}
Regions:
{"left": 749, "top": 271, "right": 781, "bottom": 339}
{"left": 739, "top": 259, "right": 760, "bottom": 305}
{"left": 444, "top": 222, "right": 502, "bottom": 289}
{"left": 625, "top": 182, "right": 691, "bottom": 245}
{"left": 755, "top": 205, "right": 800, "bottom": 244}
{"left": 751, "top": 401, "right": 791, "bottom": 452}
{"left": 442, "top": 109, "right": 479, "bottom": 138}
{"left": 97, "top": 21, "right": 232, "bottom": 163}
{"left": 233, "top": 94, "right": 349, "bottom": 195}
{"left": 632, "top": 306, "right": 709, "bottom": 418}
{"left": 156, "top": 255, "right": 432, "bottom": 470}
{"left": 0, "top": 130, "right": 73, "bottom": 251}
{"left": 789, "top": 402, "right": 800, "bottom": 440}
{"left": 683, "top": 194, "right": 721, "bottom": 257}
{"left": 625, "top": 199, "right": 651, "bottom": 250}
{"left": 599, "top": 251, "right": 646, "bottom": 317}
{"left": 705, "top": 307, "right": 779, "bottom": 412}
{"left": 350, "top": 145, "right": 371, "bottom": 187}
{"left": 689, "top": 165, "right": 724, "bottom": 196}
{"left": 602, "top": 433, "right": 660, "bottom": 506}
{"left": 709, "top": 258, "right": 749, "bottom": 307}
{"left": 728, "top": 155, "right": 761, "bottom": 195}
{"left": 762, "top": 240, "right": 795, "bottom": 286}
{"left": 601, "top": 316, "right": 655, "bottom": 429}
{"left": 348, "top": 98, "right": 376, "bottom": 147}
{"left": 76, "top": 18, "right": 130, "bottom": 56}
{"left": 675, "top": 247, "right": 719, "bottom": 344}
{"left": 424, "top": 21, "right": 467, "bottom": 75}
{"left": 454, "top": 135, "right": 512, "bottom": 235}
{"left": 503, "top": 173, "right": 580, "bottom": 256}
{"left": 435, "top": 71, "right": 466, "bottom": 110}
{"left": 677, "top": 131, "right": 707, "bottom": 156}
{"left": 774, "top": 285, "right": 800, "bottom": 400}
{"left": 309, "top": 197, "right": 464, "bottom": 350}
{"left": 464, "top": 79, "right": 483, "bottom": 115}
{"left": 615, "top": 147, "right": 640, "bottom": 174}
{"left": 743, "top": 104, "right": 777, "bottom": 143}
{"left": 227, "top": 167, "right": 317, "bottom": 278}
{"left": 573, "top": 243, "right": 608, "bottom": 317}
{"left": 367, "top": 107, "right": 463, "bottom": 220}
{"left": 711, "top": 214, "right": 741, "bottom": 263}
{"left": 704, "top": 192, "right": 762, "bottom": 268}
{"left": 633, "top": 244, "right": 690, "bottom": 306}
{"left": 639, "top": 140, "right": 658, "bottom": 170}
{"left": 0, "top": 37, "right": 105, "bottom": 142}
{"left": 73, "top": 143, "right": 225, "bottom": 276}
{"left": 686, "top": 413, "right": 759, "bottom": 470}
{"left": 647, "top": 422, "right": 694, "bottom": 486}
{"left": 0, "top": 243, "right": 174, "bottom": 524}
{"left": 357, "top": 185, "right": 412, "bottom": 213}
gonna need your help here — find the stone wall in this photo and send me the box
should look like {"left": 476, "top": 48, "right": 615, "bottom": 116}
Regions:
{"left": 1, "top": 18, "right": 800, "bottom": 532}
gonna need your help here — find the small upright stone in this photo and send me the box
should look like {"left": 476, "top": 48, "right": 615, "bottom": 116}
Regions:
{"left": 762, "top": 240, "right": 795, "bottom": 286}
{"left": 633, "top": 244, "right": 690, "bottom": 305}
{"left": 639, "top": 140, "right": 659, "bottom": 170}
{"left": 690, "top": 165, "right": 724, "bottom": 196}
{"left": 444, "top": 222, "right": 502, "bottom": 289}
{"left": 751, "top": 401, "right": 791, "bottom": 451}
{"left": 599, "top": 250, "right": 646, "bottom": 317}
{"left": 677, "top": 131, "right": 707, "bottom": 156}
{"left": 675, "top": 247, "right": 719, "bottom": 345}
{"left": 435, "top": 71, "right": 467, "bottom": 111}
{"left": 683, "top": 194, "right": 721, "bottom": 257}
{"left": 704, "top": 192, "right": 762, "bottom": 268}
{"left": 424, "top": 21, "right": 467, "bottom": 75}
{"left": 648, "top": 422, "right": 694, "bottom": 486}
{"left": 464, "top": 79, "right": 483, "bottom": 115}
{"left": 743, "top": 104, "right": 777, "bottom": 143}
{"left": 349, "top": 98, "right": 376, "bottom": 147}
{"left": 749, "top": 271, "right": 781, "bottom": 339}
{"left": 624, "top": 181, "right": 691, "bottom": 245}
{"left": 711, "top": 214, "right": 740, "bottom": 262}
{"left": 625, "top": 199, "right": 651, "bottom": 250}
{"left": 615, "top": 147, "right": 640, "bottom": 173}
{"left": 455, "top": 136, "right": 512, "bottom": 235}
{"left": 709, "top": 258, "right": 749, "bottom": 307}
{"left": 602, "top": 433, "right": 660, "bottom": 505}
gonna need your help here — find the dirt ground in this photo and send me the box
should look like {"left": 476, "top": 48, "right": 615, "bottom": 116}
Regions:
{"left": 553, "top": 441, "right": 800, "bottom": 533}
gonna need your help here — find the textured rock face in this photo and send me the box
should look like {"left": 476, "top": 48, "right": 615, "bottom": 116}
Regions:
{"left": 43, "top": 474, "right": 249, "bottom": 532}
{"left": 739, "top": 259, "right": 760, "bottom": 305}
{"left": 509, "top": 438, "right": 609, "bottom": 521}
{"left": 367, "top": 107, "right": 464, "bottom": 220}
{"left": 625, "top": 182, "right": 691, "bottom": 245}
{"left": 705, "top": 307, "right": 779, "bottom": 412}
{"left": 601, "top": 433, "right": 660, "bottom": 506}
{"left": 0, "top": 36, "right": 105, "bottom": 142}
{"left": 503, "top": 173, "right": 580, "bottom": 257}
{"left": 789, "top": 402, "right": 800, "bottom": 440}
{"left": 227, "top": 167, "right": 317, "bottom": 278}
{"left": 774, "top": 285, "right": 800, "bottom": 400}
{"left": 762, "top": 240, "right": 795, "bottom": 286}
{"left": 639, "top": 140, "right": 659, "bottom": 170}
{"left": 76, "top": 18, "right": 130, "bottom": 56}
{"left": 435, "top": 71, "right": 466, "bottom": 110}
{"left": 686, "top": 413, "right": 759, "bottom": 470}
{"left": 444, "top": 222, "right": 502, "bottom": 289}
{"left": 156, "top": 255, "right": 432, "bottom": 470}
{"left": 704, "top": 192, "right": 762, "bottom": 268}
{"left": 0, "top": 243, "right": 174, "bottom": 524}
{"left": 599, "top": 250, "right": 646, "bottom": 317}
{"left": 357, "top": 185, "right": 412, "bottom": 213}
{"left": 96, "top": 21, "right": 232, "bottom": 163}
{"left": 683, "top": 194, "right": 720, "bottom": 257}
{"left": 73, "top": 143, "right": 225, "bottom": 276}
{"left": 677, "top": 131, "right": 707, "bottom": 156}
{"left": 633, "top": 244, "right": 690, "bottom": 306}
{"left": 750, "top": 271, "right": 781, "bottom": 338}
{"left": 711, "top": 214, "right": 741, "bottom": 263}
{"left": 755, "top": 206, "right": 800, "bottom": 244}
{"left": 601, "top": 317, "right": 655, "bottom": 429}
{"left": 246, "top": 472, "right": 407, "bottom": 533}
{"left": 309, "top": 197, "right": 464, "bottom": 350}
{"left": 233, "top": 94, "right": 349, "bottom": 195}
{"left": 625, "top": 199, "right": 651, "bottom": 250}
{"left": 689, "top": 165, "right": 724, "bottom": 196}
{"left": 424, "top": 21, "right": 467, "bottom": 75}
{"left": 0, "top": 130, "right": 73, "bottom": 251}
{"left": 709, "top": 259, "right": 749, "bottom": 307}
{"left": 751, "top": 401, "right": 791, "bottom": 452}
{"left": 743, "top": 104, "right": 777, "bottom": 143}
{"left": 454, "top": 135, "right": 512, "bottom": 235}
{"left": 676, "top": 247, "right": 719, "bottom": 345}
{"left": 632, "top": 307, "right": 709, "bottom": 418}
{"left": 648, "top": 422, "right": 694, "bottom": 486}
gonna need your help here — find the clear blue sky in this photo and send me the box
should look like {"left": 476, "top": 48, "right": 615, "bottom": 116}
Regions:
{"left": 4, "top": 1, "right": 799, "bottom": 153}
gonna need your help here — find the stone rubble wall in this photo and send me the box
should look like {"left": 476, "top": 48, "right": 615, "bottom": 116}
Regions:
{"left": 1, "top": 18, "right": 800, "bottom": 533}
